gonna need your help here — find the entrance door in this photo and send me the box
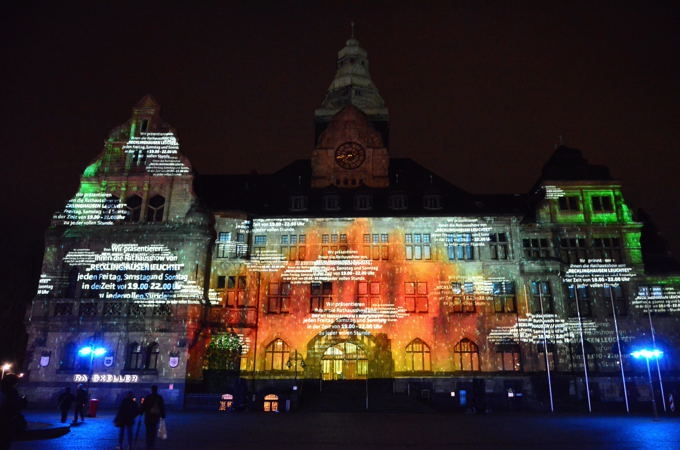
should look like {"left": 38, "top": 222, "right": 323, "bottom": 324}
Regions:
{"left": 321, "top": 342, "right": 367, "bottom": 380}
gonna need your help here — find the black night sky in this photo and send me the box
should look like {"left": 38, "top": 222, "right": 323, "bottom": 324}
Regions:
{"left": 2, "top": 1, "right": 680, "bottom": 311}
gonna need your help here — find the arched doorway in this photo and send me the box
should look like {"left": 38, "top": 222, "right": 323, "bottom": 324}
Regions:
{"left": 321, "top": 341, "right": 368, "bottom": 380}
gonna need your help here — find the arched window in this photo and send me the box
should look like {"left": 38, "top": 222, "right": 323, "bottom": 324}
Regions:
{"left": 124, "top": 195, "right": 142, "bottom": 222}
{"left": 264, "top": 338, "right": 289, "bottom": 371}
{"left": 146, "top": 342, "right": 160, "bottom": 370}
{"left": 453, "top": 338, "right": 480, "bottom": 371}
{"left": 263, "top": 394, "right": 279, "bottom": 412}
{"left": 125, "top": 342, "right": 144, "bottom": 370}
{"left": 405, "top": 338, "right": 431, "bottom": 372}
{"left": 146, "top": 195, "right": 165, "bottom": 222}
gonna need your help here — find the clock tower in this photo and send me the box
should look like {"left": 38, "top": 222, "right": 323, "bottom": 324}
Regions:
{"left": 312, "top": 33, "right": 389, "bottom": 188}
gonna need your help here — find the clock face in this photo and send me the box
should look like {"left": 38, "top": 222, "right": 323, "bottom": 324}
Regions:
{"left": 334, "top": 141, "right": 366, "bottom": 169}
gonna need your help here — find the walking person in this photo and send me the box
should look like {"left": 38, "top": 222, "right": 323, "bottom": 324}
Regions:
{"left": 141, "top": 385, "right": 165, "bottom": 450}
{"left": 73, "top": 384, "right": 88, "bottom": 424}
{"left": 114, "top": 391, "right": 138, "bottom": 450}
{"left": 56, "top": 387, "right": 74, "bottom": 423}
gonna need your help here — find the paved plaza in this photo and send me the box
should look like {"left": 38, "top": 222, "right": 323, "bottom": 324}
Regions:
{"left": 10, "top": 408, "right": 680, "bottom": 450}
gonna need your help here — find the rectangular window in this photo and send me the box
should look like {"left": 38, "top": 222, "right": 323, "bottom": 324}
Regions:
{"left": 405, "top": 281, "right": 428, "bottom": 313}
{"left": 363, "top": 233, "right": 389, "bottom": 260}
{"left": 450, "top": 281, "right": 475, "bottom": 313}
{"left": 489, "top": 232, "right": 509, "bottom": 260}
{"left": 224, "top": 275, "right": 247, "bottom": 308}
{"left": 522, "top": 238, "right": 551, "bottom": 259}
{"left": 447, "top": 233, "right": 474, "bottom": 260}
{"left": 591, "top": 237, "right": 622, "bottom": 262}
{"left": 560, "top": 237, "right": 587, "bottom": 264}
{"left": 492, "top": 281, "right": 516, "bottom": 313}
{"left": 567, "top": 285, "right": 592, "bottom": 316}
{"left": 530, "top": 281, "right": 554, "bottom": 314}
{"left": 404, "top": 233, "right": 432, "bottom": 259}
{"left": 558, "top": 195, "right": 580, "bottom": 212}
{"left": 591, "top": 195, "right": 613, "bottom": 212}
{"left": 267, "top": 282, "right": 291, "bottom": 314}
{"left": 280, "top": 234, "right": 306, "bottom": 261}
{"left": 602, "top": 284, "right": 627, "bottom": 316}
{"left": 357, "top": 281, "right": 381, "bottom": 308}
{"left": 217, "top": 275, "right": 226, "bottom": 289}
{"left": 310, "top": 282, "right": 332, "bottom": 312}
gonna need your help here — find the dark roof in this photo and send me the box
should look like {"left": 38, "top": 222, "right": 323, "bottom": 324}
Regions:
{"left": 540, "top": 145, "right": 611, "bottom": 181}
{"left": 194, "top": 158, "right": 528, "bottom": 217}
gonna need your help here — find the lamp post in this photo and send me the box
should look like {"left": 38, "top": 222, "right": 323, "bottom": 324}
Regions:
{"left": 78, "top": 345, "right": 107, "bottom": 391}
{"left": 1, "top": 363, "right": 11, "bottom": 379}
{"left": 631, "top": 348, "right": 663, "bottom": 419}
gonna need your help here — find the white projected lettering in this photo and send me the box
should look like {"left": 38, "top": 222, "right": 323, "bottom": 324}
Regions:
{"left": 248, "top": 250, "right": 288, "bottom": 273}
{"left": 544, "top": 185, "right": 566, "bottom": 199}
{"left": 564, "top": 259, "right": 635, "bottom": 287}
{"left": 73, "top": 373, "right": 139, "bottom": 383}
{"left": 36, "top": 274, "right": 54, "bottom": 296}
{"left": 633, "top": 285, "right": 680, "bottom": 313}
{"left": 53, "top": 192, "right": 127, "bottom": 226}
{"left": 62, "top": 243, "right": 197, "bottom": 303}
{"left": 433, "top": 217, "right": 492, "bottom": 245}
{"left": 123, "top": 132, "right": 190, "bottom": 176}
{"left": 253, "top": 218, "right": 309, "bottom": 233}
{"left": 303, "top": 304, "right": 408, "bottom": 334}
{"left": 282, "top": 250, "right": 379, "bottom": 284}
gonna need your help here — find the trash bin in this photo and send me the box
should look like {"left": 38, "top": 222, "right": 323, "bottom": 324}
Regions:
{"left": 88, "top": 398, "right": 100, "bottom": 417}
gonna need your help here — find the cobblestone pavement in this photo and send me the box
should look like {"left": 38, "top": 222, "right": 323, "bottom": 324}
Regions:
{"left": 11, "top": 408, "right": 680, "bottom": 450}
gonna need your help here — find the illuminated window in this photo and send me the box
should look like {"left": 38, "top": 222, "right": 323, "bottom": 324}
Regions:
{"left": 492, "top": 281, "right": 516, "bottom": 313}
{"left": 280, "top": 234, "right": 306, "bottom": 261}
{"left": 489, "top": 232, "right": 509, "bottom": 260}
{"left": 103, "top": 194, "right": 121, "bottom": 221}
{"left": 530, "top": 281, "right": 554, "bottom": 314}
{"left": 253, "top": 235, "right": 267, "bottom": 256}
{"left": 267, "top": 282, "right": 291, "bottom": 314}
{"left": 310, "top": 282, "right": 332, "bottom": 312}
{"left": 224, "top": 275, "right": 247, "bottom": 308}
{"left": 453, "top": 338, "right": 480, "bottom": 371}
{"left": 447, "top": 233, "right": 474, "bottom": 260}
{"left": 591, "top": 195, "right": 613, "bottom": 212}
{"left": 495, "top": 340, "right": 521, "bottom": 372}
{"left": 450, "top": 281, "right": 475, "bottom": 313}
{"left": 125, "top": 342, "right": 144, "bottom": 370}
{"left": 264, "top": 338, "right": 290, "bottom": 371}
{"left": 217, "top": 232, "right": 247, "bottom": 258}
{"left": 354, "top": 194, "right": 373, "bottom": 210}
{"left": 591, "top": 237, "right": 622, "bottom": 262}
{"left": 559, "top": 237, "right": 587, "bottom": 264}
{"left": 146, "top": 195, "right": 165, "bottom": 222}
{"left": 145, "top": 342, "right": 160, "bottom": 370}
{"left": 567, "top": 285, "right": 592, "bottom": 316}
{"left": 289, "top": 195, "right": 308, "bottom": 211}
{"left": 406, "top": 338, "right": 431, "bottom": 372}
{"left": 405, "top": 233, "right": 431, "bottom": 260}
{"left": 522, "top": 237, "right": 551, "bottom": 259}
{"left": 405, "top": 281, "right": 428, "bottom": 313}
{"left": 357, "top": 281, "right": 380, "bottom": 307}
{"left": 558, "top": 195, "right": 580, "bottom": 212}
{"left": 389, "top": 193, "right": 408, "bottom": 210}
{"left": 363, "top": 233, "right": 389, "bottom": 260}
{"left": 263, "top": 394, "right": 279, "bottom": 412}
{"left": 423, "top": 194, "right": 442, "bottom": 210}
{"left": 124, "top": 195, "right": 142, "bottom": 222}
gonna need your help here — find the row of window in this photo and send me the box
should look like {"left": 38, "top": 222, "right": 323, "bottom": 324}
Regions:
{"left": 218, "top": 231, "right": 624, "bottom": 264}
{"left": 558, "top": 194, "right": 614, "bottom": 213}
{"left": 53, "top": 302, "right": 171, "bottom": 317}
{"left": 58, "top": 342, "right": 160, "bottom": 372}
{"left": 288, "top": 193, "right": 443, "bottom": 212}
{"left": 102, "top": 194, "right": 166, "bottom": 223}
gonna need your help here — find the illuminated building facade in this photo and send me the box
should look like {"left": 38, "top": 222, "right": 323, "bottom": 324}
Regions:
{"left": 24, "top": 36, "right": 680, "bottom": 411}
